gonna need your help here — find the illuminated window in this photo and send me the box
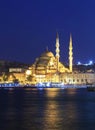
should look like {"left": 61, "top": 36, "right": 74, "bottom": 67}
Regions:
{"left": 81, "top": 79, "right": 84, "bottom": 82}
{"left": 77, "top": 79, "right": 79, "bottom": 82}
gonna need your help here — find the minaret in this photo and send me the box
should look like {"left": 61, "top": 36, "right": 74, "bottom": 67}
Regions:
{"left": 56, "top": 32, "right": 60, "bottom": 71}
{"left": 46, "top": 46, "right": 48, "bottom": 52}
{"left": 69, "top": 34, "right": 73, "bottom": 72}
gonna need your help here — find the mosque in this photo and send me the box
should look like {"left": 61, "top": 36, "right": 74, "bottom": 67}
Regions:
{"left": 25, "top": 33, "right": 95, "bottom": 85}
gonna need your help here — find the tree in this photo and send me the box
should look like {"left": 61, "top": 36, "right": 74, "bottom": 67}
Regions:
{"left": 2, "top": 73, "right": 8, "bottom": 81}
{"left": 26, "top": 75, "right": 32, "bottom": 81}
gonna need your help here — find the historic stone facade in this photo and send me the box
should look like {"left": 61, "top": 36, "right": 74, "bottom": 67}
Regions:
{"left": 7, "top": 33, "right": 95, "bottom": 85}
{"left": 25, "top": 33, "right": 95, "bottom": 85}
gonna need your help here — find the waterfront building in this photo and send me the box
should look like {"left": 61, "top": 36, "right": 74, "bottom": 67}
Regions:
{"left": 25, "top": 33, "right": 95, "bottom": 85}
{"left": 3, "top": 33, "right": 94, "bottom": 85}
{"left": 9, "top": 68, "right": 26, "bottom": 73}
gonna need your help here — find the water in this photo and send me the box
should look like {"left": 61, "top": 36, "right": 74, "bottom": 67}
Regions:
{"left": 0, "top": 88, "right": 95, "bottom": 130}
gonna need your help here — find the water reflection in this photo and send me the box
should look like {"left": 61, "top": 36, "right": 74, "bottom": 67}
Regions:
{"left": 42, "top": 88, "right": 78, "bottom": 130}
{"left": 0, "top": 88, "right": 95, "bottom": 130}
{"left": 43, "top": 89, "right": 59, "bottom": 129}
{"left": 43, "top": 100, "right": 60, "bottom": 129}
{"left": 45, "top": 88, "right": 59, "bottom": 98}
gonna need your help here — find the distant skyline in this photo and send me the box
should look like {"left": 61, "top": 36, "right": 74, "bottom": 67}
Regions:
{"left": 0, "top": 0, "right": 95, "bottom": 64}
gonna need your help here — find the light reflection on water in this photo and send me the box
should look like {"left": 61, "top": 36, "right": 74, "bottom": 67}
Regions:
{"left": 0, "top": 88, "right": 95, "bottom": 130}
{"left": 43, "top": 88, "right": 78, "bottom": 130}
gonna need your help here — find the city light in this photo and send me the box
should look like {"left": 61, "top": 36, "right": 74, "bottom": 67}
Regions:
{"left": 88, "top": 60, "right": 93, "bottom": 65}
{"left": 77, "top": 61, "right": 81, "bottom": 65}
{"left": 77, "top": 60, "right": 93, "bottom": 65}
{"left": 26, "top": 70, "right": 31, "bottom": 75}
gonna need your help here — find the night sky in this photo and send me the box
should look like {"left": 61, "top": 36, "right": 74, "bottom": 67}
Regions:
{"left": 0, "top": 0, "right": 95, "bottom": 64}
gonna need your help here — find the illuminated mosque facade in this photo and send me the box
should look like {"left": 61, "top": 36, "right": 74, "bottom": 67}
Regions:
{"left": 5, "top": 33, "right": 95, "bottom": 85}
{"left": 25, "top": 33, "right": 95, "bottom": 85}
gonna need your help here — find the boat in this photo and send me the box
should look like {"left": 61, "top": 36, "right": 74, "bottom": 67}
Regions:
{"left": 0, "top": 82, "right": 27, "bottom": 89}
{"left": 36, "top": 82, "right": 87, "bottom": 89}
{"left": 23, "top": 84, "right": 36, "bottom": 88}
{"left": 35, "top": 82, "right": 64, "bottom": 88}
{"left": 87, "top": 83, "right": 95, "bottom": 91}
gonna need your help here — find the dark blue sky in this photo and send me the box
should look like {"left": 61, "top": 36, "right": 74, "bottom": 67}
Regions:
{"left": 0, "top": 0, "right": 95, "bottom": 64}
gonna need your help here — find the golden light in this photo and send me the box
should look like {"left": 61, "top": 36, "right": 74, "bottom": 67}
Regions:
{"left": 26, "top": 70, "right": 31, "bottom": 75}
{"left": 46, "top": 88, "right": 59, "bottom": 98}
{"left": 50, "top": 61, "right": 53, "bottom": 66}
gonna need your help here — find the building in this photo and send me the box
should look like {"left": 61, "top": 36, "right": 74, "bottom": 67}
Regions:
{"left": 5, "top": 33, "right": 95, "bottom": 85}
{"left": 9, "top": 68, "right": 26, "bottom": 73}
{"left": 25, "top": 33, "right": 95, "bottom": 85}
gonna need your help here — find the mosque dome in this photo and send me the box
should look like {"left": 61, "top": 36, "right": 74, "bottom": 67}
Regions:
{"left": 35, "top": 51, "right": 55, "bottom": 67}
{"left": 41, "top": 51, "right": 54, "bottom": 58}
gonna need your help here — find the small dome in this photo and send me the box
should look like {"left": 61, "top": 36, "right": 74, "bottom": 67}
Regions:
{"left": 41, "top": 51, "right": 54, "bottom": 58}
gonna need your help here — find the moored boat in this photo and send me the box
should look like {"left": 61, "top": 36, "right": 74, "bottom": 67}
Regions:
{"left": 87, "top": 83, "right": 95, "bottom": 91}
{"left": 35, "top": 82, "right": 64, "bottom": 88}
